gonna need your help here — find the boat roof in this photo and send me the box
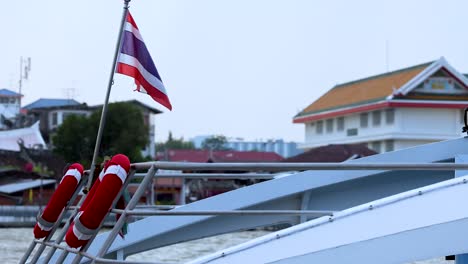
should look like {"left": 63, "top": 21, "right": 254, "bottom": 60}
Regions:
{"left": 0, "top": 179, "right": 55, "bottom": 194}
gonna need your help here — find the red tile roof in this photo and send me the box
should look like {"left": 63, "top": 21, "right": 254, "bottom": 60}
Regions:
{"left": 156, "top": 149, "right": 284, "bottom": 163}
{"left": 295, "top": 62, "right": 431, "bottom": 119}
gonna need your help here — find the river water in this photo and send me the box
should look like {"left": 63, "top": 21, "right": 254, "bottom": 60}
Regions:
{"left": 3, "top": 228, "right": 452, "bottom": 264}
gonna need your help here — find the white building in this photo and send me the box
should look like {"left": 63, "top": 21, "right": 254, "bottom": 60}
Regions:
{"left": 225, "top": 139, "right": 301, "bottom": 158}
{"left": 293, "top": 57, "right": 468, "bottom": 153}
{"left": 23, "top": 98, "right": 90, "bottom": 143}
{"left": 191, "top": 135, "right": 302, "bottom": 158}
{"left": 23, "top": 99, "right": 161, "bottom": 158}
{"left": 0, "top": 88, "right": 22, "bottom": 130}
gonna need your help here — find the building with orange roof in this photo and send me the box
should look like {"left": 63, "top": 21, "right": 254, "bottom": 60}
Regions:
{"left": 293, "top": 57, "right": 468, "bottom": 153}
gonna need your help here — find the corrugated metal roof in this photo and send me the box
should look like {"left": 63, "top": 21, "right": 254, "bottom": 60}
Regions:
{"left": 0, "top": 179, "right": 56, "bottom": 194}
{"left": 0, "top": 89, "right": 22, "bottom": 97}
{"left": 296, "top": 62, "right": 432, "bottom": 118}
{"left": 23, "top": 98, "right": 81, "bottom": 110}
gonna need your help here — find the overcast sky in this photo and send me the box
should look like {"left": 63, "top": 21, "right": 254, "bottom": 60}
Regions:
{"left": 2, "top": 0, "right": 468, "bottom": 143}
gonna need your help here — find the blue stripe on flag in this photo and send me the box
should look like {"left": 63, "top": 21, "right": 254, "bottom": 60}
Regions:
{"left": 120, "top": 31, "right": 163, "bottom": 82}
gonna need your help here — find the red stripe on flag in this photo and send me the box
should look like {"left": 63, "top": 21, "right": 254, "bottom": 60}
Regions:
{"left": 117, "top": 63, "right": 172, "bottom": 110}
{"left": 126, "top": 12, "right": 139, "bottom": 29}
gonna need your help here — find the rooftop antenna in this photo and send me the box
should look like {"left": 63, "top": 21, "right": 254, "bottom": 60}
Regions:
{"left": 65, "top": 88, "right": 76, "bottom": 100}
{"left": 63, "top": 83, "right": 78, "bottom": 101}
{"left": 19, "top": 56, "right": 31, "bottom": 109}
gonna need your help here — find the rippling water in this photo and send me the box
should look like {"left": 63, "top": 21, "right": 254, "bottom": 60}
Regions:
{"left": 3, "top": 228, "right": 453, "bottom": 264}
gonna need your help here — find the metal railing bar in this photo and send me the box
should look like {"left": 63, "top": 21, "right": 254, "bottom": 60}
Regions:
{"left": 131, "top": 161, "right": 468, "bottom": 171}
{"left": 111, "top": 209, "right": 334, "bottom": 217}
{"left": 51, "top": 176, "right": 97, "bottom": 263}
{"left": 42, "top": 240, "right": 84, "bottom": 255}
{"left": 22, "top": 174, "right": 90, "bottom": 264}
{"left": 135, "top": 205, "right": 180, "bottom": 210}
{"left": 43, "top": 241, "right": 99, "bottom": 261}
{"left": 31, "top": 239, "right": 96, "bottom": 262}
{"left": 72, "top": 170, "right": 137, "bottom": 264}
{"left": 19, "top": 239, "right": 38, "bottom": 264}
{"left": 133, "top": 173, "right": 276, "bottom": 179}
{"left": 68, "top": 204, "right": 180, "bottom": 214}
{"left": 38, "top": 239, "right": 174, "bottom": 264}
{"left": 93, "top": 165, "right": 158, "bottom": 262}
{"left": 42, "top": 175, "right": 92, "bottom": 263}
{"left": 94, "top": 258, "right": 165, "bottom": 264}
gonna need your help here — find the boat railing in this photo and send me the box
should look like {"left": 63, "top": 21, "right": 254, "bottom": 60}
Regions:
{"left": 20, "top": 161, "right": 468, "bottom": 264}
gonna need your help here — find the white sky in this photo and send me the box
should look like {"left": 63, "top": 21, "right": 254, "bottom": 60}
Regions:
{"left": 2, "top": 0, "right": 468, "bottom": 143}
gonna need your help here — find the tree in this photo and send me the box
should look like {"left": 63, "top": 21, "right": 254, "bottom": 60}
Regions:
{"left": 90, "top": 102, "right": 149, "bottom": 162}
{"left": 201, "top": 135, "right": 228, "bottom": 150}
{"left": 156, "top": 132, "right": 195, "bottom": 151}
{"left": 53, "top": 102, "right": 149, "bottom": 166}
{"left": 52, "top": 114, "right": 93, "bottom": 165}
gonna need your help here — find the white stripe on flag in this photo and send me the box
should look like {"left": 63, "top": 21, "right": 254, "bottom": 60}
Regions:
{"left": 117, "top": 53, "right": 168, "bottom": 95}
{"left": 123, "top": 22, "right": 144, "bottom": 42}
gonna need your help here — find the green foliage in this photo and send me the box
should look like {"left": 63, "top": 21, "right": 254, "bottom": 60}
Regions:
{"left": 156, "top": 131, "right": 195, "bottom": 151}
{"left": 91, "top": 102, "right": 149, "bottom": 161}
{"left": 201, "top": 135, "right": 228, "bottom": 150}
{"left": 53, "top": 102, "right": 149, "bottom": 166}
{"left": 52, "top": 114, "right": 92, "bottom": 165}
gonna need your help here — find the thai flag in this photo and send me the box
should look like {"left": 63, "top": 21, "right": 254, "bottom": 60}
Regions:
{"left": 116, "top": 12, "right": 172, "bottom": 110}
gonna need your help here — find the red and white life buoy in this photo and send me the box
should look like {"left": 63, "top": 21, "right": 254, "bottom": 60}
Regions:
{"left": 33, "top": 163, "right": 84, "bottom": 239}
{"left": 65, "top": 154, "right": 130, "bottom": 248}
{"left": 79, "top": 160, "right": 110, "bottom": 212}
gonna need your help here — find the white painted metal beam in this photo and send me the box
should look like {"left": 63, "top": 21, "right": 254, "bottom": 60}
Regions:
{"left": 190, "top": 176, "right": 468, "bottom": 264}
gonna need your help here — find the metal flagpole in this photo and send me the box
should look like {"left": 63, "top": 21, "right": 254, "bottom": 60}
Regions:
{"left": 86, "top": 0, "right": 131, "bottom": 192}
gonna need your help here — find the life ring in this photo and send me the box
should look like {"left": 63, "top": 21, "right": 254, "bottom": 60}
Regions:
{"left": 65, "top": 154, "right": 130, "bottom": 248}
{"left": 33, "top": 163, "right": 84, "bottom": 239}
{"left": 79, "top": 160, "right": 110, "bottom": 212}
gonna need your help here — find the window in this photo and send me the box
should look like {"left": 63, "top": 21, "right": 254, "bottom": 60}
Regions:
{"left": 347, "top": 128, "right": 358, "bottom": 136}
{"left": 371, "top": 141, "right": 381, "bottom": 152}
{"left": 52, "top": 112, "right": 58, "bottom": 126}
{"left": 326, "top": 119, "right": 333, "bottom": 133}
{"left": 316, "top": 120, "right": 323, "bottom": 134}
{"left": 372, "top": 111, "right": 381, "bottom": 126}
{"left": 360, "top": 113, "right": 368, "bottom": 128}
{"left": 385, "top": 109, "right": 394, "bottom": 124}
{"left": 337, "top": 117, "right": 344, "bottom": 131}
{"left": 308, "top": 122, "right": 315, "bottom": 131}
{"left": 385, "top": 140, "right": 394, "bottom": 152}
{"left": 462, "top": 109, "right": 466, "bottom": 123}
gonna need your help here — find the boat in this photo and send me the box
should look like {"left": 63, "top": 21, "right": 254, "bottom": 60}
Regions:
{"left": 20, "top": 135, "right": 468, "bottom": 263}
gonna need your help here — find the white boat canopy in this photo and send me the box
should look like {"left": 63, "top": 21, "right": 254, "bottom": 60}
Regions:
{"left": 0, "top": 121, "right": 47, "bottom": 151}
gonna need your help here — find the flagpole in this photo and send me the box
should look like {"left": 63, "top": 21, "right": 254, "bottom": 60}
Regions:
{"left": 86, "top": 0, "right": 131, "bottom": 192}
